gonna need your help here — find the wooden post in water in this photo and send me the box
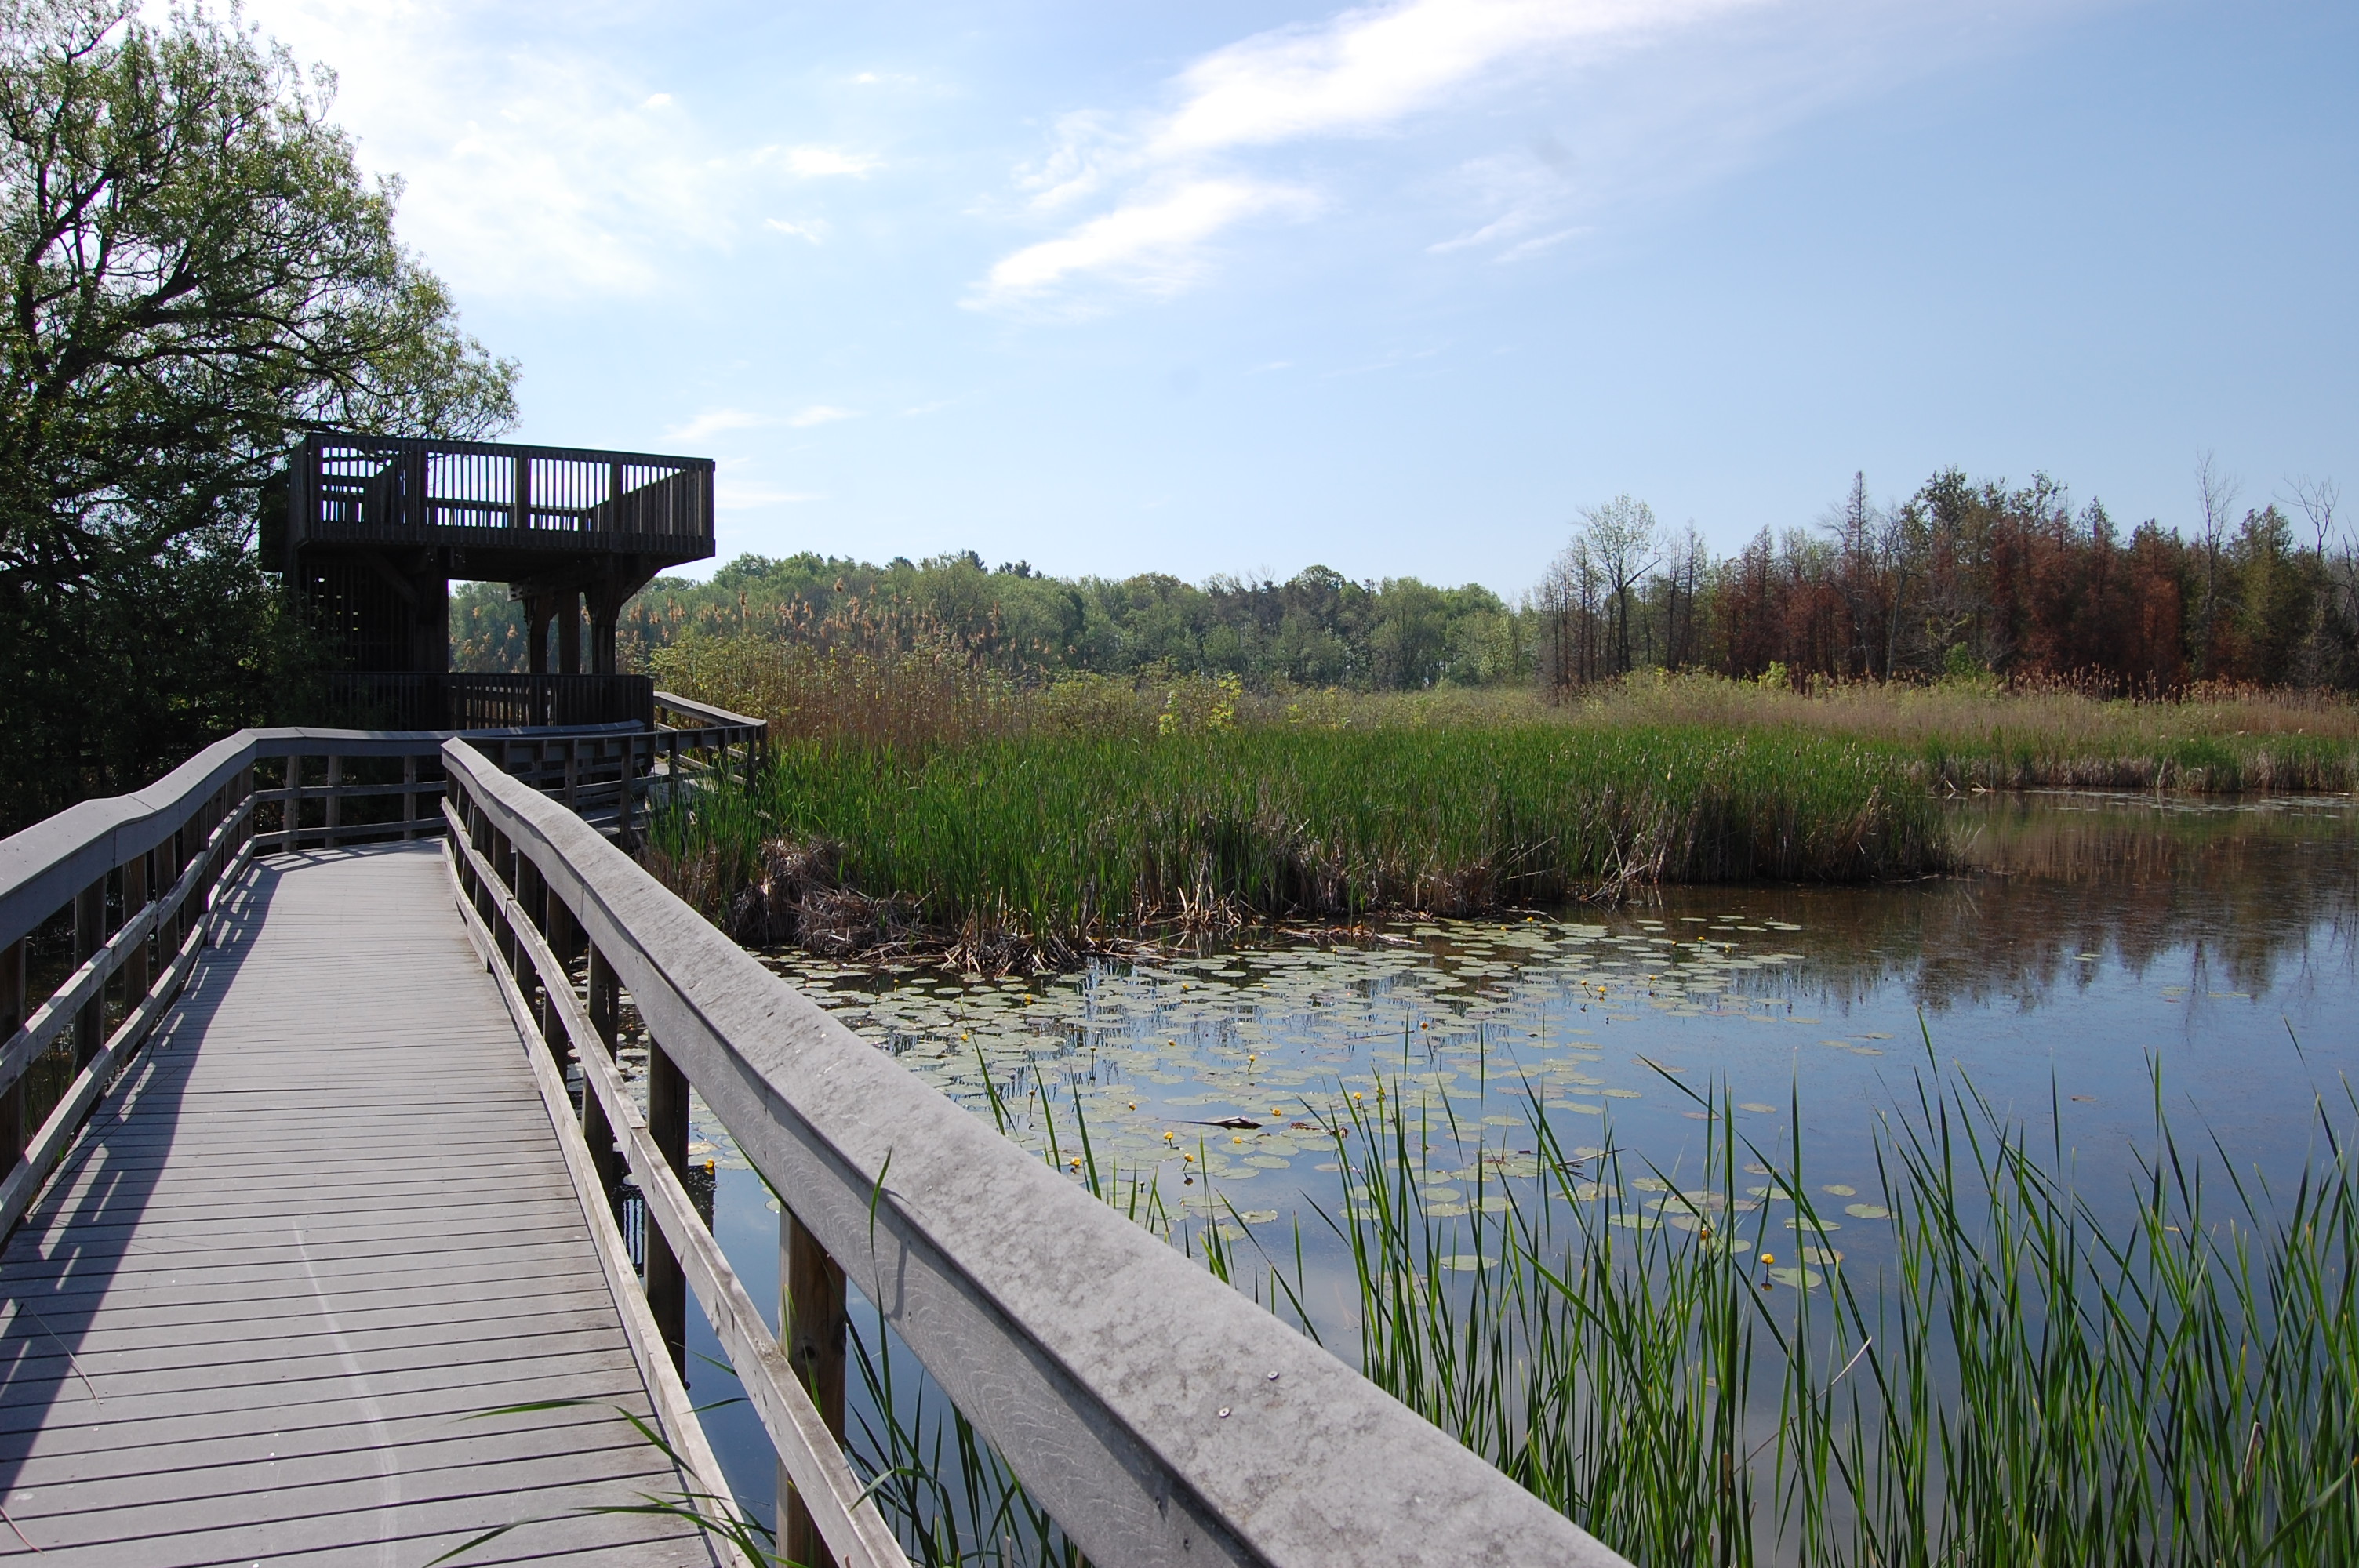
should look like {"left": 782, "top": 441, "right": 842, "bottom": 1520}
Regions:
{"left": 781, "top": 1209, "right": 849, "bottom": 1568}
{"left": 71, "top": 875, "right": 106, "bottom": 1069}
{"left": 646, "top": 1043, "right": 691, "bottom": 1372}
{"left": 0, "top": 939, "right": 24, "bottom": 1171}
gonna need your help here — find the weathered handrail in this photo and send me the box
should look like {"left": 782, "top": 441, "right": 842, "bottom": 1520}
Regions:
{"left": 289, "top": 434, "right": 715, "bottom": 550}
{"left": 442, "top": 739, "right": 1629, "bottom": 1568}
{"left": 0, "top": 720, "right": 701, "bottom": 1241}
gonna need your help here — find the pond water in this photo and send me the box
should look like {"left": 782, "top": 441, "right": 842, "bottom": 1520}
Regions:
{"left": 664, "top": 789, "right": 2359, "bottom": 1535}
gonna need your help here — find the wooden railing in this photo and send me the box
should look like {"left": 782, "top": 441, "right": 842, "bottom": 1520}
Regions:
{"left": 441, "top": 739, "right": 1626, "bottom": 1568}
{"left": 327, "top": 673, "right": 657, "bottom": 731}
{"left": 286, "top": 434, "right": 714, "bottom": 554}
{"left": 0, "top": 697, "right": 767, "bottom": 1243}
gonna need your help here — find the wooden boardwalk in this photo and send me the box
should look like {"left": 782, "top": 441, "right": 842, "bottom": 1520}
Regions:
{"left": 0, "top": 845, "right": 722, "bottom": 1566}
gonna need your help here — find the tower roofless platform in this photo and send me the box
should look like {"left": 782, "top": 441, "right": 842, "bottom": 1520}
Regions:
{"left": 273, "top": 434, "right": 717, "bottom": 724}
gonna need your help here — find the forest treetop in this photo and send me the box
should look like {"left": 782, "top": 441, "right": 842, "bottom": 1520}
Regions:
{"left": 0, "top": 0, "right": 518, "bottom": 827}
{"left": 456, "top": 466, "right": 2357, "bottom": 697}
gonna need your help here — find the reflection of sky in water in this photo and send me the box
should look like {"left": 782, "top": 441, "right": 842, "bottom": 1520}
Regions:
{"left": 671, "top": 790, "right": 2359, "bottom": 1529}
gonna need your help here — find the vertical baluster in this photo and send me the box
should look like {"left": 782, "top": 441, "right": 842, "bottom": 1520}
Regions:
{"left": 71, "top": 875, "right": 107, "bottom": 1069}
{"left": 402, "top": 753, "right": 420, "bottom": 841}
{"left": 324, "top": 755, "right": 342, "bottom": 849}
{"left": 647, "top": 1042, "right": 690, "bottom": 1371}
{"left": 489, "top": 827, "right": 516, "bottom": 977}
{"left": 0, "top": 938, "right": 25, "bottom": 1173}
{"left": 162, "top": 817, "right": 185, "bottom": 960}
{"left": 122, "top": 848, "right": 150, "bottom": 1009}
{"left": 781, "top": 1210, "right": 849, "bottom": 1568}
{"left": 285, "top": 755, "right": 305, "bottom": 850}
{"left": 513, "top": 851, "right": 544, "bottom": 1009}
{"left": 583, "top": 944, "right": 622, "bottom": 1196}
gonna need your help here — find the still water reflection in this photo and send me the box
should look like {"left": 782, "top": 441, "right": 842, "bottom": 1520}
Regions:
{"left": 682, "top": 790, "right": 2359, "bottom": 1532}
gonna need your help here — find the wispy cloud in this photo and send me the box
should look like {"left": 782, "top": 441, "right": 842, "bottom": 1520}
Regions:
{"left": 240, "top": 0, "right": 878, "bottom": 299}
{"left": 1150, "top": 0, "right": 1743, "bottom": 157}
{"left": 786, "top": 405, "right": 857, "bottom": 427}
{"left": 667, "top": 407, "right": 777, "bottom": 444}
{"left": 973, "top": 0, "right": 1763, "bottom": 310}
{"left": 773, "top": 145, "right": 879, "bottom": 178}
{"left": 979, "top": 179, "right": 1315, "bottom": 310}
{"left": 669, "top": 404, "right": 857, "bottom": 443}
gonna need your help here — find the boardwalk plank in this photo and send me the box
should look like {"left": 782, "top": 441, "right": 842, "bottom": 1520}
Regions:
{"left": 0, "top": 844, "right": 718, "bottom": 1566}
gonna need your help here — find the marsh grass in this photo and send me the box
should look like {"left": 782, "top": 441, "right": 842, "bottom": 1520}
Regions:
{"left": 572, "top": 1036, "right": 2358, "bottom": 1568}
{"left": 646, "top": 725, "right": 1950, "bottom": 966}
{"left": 652, "top": 633, "right": 2359, "bottom": 794}
{"left": 1257, "top": 1044, "right": 2359, "bottom": 1566}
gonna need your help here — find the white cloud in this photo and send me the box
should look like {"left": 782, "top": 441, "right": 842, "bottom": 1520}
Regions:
{"left": 976, "top": 178, "right": 1314, "bottom": 308}
{"left": 976, "top": 0, "right": 1763, "bottom": 311}
{"left": 1496, "top": 226, "right": 1585, "bottom": 262}
{"left": 236, "top": 0, "right": 874, "bottom": 300}
{"left": 1151, "top": 0, "right": 1747, "bottom": 158}
{"left": 766, "top": 218, "right": 830, "bottom": 242}
{"left": 667, "top": 407, "right": 777, "bottom": 444}
{"left": 786, "top": 405, "right": 857, "bottom": 427}
{"left": 773, "top": 145, "right": 879, "bottom": 178}
{"left": 668, "top": 404, "right": 856, "bottom": 442}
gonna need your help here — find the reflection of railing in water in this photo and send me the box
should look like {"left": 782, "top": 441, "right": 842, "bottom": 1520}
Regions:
{"left": 442, "top": 738, "right": 1619, "bottom": 1568}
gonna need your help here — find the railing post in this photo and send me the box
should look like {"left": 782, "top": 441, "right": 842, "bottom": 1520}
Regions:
{"left": 71, "top": 874, "right": 107, "bottom": 1069}
{"left": 324, "top": 755, "right": 342, "bottom": 849}
{"left": 163, "top": 818, "right": 185, "bottom": 957}
{"left": 122, "top": 849, "right": 150, "bottom": 1006}
{"left": 616, "top": 737, "right": 638, "bottom": 844}
{"left": 781, "top": 1209, "right": 849, "bottom": 1568}
{"left": 286, "top": 755, "right": 306, "bottom": 850}
{"left": 513, "top": 852, "right": 545, "bottom": 1013}
{"left": 647, "top": 1043, "right": 691, "bottom": 1372}
{"left": 492, "top": 829, "right": 518, "bottom": 977}
{"left": 0, "top": 939, "right": 24, "bottom": 1172}
{"left": 583, "top": 944, "right": 623, "bottom": 1196}
{"left": 402, "top": 753, "right": 419, "bottom": 841}
{"left": 531, "top": 865, "right": 573, "bottom": 1069}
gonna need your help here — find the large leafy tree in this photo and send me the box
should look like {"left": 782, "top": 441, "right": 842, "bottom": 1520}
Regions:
{"left": 0, "top": 0, "right": 516, "bottom": 827}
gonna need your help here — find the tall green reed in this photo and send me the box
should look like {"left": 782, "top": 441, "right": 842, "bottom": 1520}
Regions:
{"left": 1258, "top": 1045, "right": 2359, "bottom": 1566}
{"left": 649, "top": 725, "right": 1951, "bottom": 956}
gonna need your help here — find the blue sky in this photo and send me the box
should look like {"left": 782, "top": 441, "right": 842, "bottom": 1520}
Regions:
{"left": 245, "top": 0, "right": 2357, "bottom": 593}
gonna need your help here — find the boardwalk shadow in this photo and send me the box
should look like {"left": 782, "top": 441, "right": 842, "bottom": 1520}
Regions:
{"left": 0, "top": 858, "right": 283, "bottom": 1505}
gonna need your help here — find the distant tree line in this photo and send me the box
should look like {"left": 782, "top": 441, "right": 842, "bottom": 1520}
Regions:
{"left": 1537, "top": 467, "right": 2357, "bottom": 693}
{"left": 457, "top": 463, "right": 2357, "bottom": 699}
{"left": 453, "top": 550, "right": 1532, "bottom": 691}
